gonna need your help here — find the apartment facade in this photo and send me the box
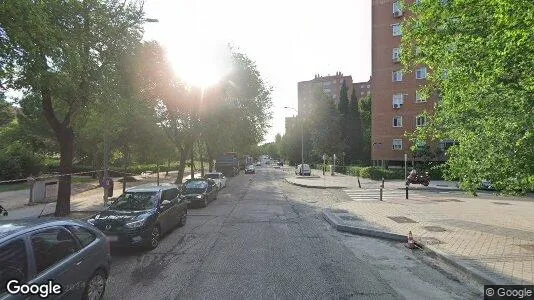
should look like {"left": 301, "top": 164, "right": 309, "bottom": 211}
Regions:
{"left": 298, "top": 72, "right": 353, "bottom": 117}
{"left": 371, "top": 0, "right": 438, "bottom": 166}
{"left": 353, "top": 78, "right": 372, "bottom": 99}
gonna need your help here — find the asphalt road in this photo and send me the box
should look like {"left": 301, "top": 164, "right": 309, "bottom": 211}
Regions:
{"left": 103, "top": 167, "right": 480, "bottom": 300}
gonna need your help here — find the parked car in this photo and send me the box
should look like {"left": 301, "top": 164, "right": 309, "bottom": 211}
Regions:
{"left": 181, "top": 179, "right": 218, "bottom": 208}
{"left": 245, "top": 165, "right": 255, "bottom": 174}
{"left": 255, "top": 162, "right": 261, "bottom": 167}
{"left": 203, "top": 172, "right": 227, "bottom": 189}
{"left": 0, "top": 219, "right": 111, "bottom": 300}
{"left": 87, "top": 183, "right": 187, "bottom": 250}
{"left": 295, "top": 164, "right": 311, "bottom": 176}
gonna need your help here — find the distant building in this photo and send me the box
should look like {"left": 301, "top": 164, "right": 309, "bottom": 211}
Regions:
{"left": 353, "top": 77, "right": 372, "bottom": 99}
{"left": 285, "top": 116, "right": 297, "bottom": 133}
{"left": 298, "top": 72, "right": 353, "bottom": 117}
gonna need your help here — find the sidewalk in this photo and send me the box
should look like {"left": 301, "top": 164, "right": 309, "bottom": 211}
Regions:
{"left": 284, "top": 168, "right": 460, "bottom": 190}
{"left": 285, "top": 170, "right": 534, "bottom": 285}
{"left": 1, "top": 171, "right": 201, "bottom": 220}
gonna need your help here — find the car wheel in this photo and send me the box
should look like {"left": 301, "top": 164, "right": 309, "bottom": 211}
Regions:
{"left": 83, "top": 269, "right": 107, "bottom": 300}
{"left": 148, "top": 225, "right": 161, "bottom": 250}
{"left": 179, "top": 214, "right": 187, "bottom": 227}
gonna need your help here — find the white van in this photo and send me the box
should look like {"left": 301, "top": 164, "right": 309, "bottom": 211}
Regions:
{"left": 295, "top": 164, "right": 311, "bottom": 176}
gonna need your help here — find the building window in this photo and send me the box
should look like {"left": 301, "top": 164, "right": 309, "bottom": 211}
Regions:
{"left": 361, "top": 91, "right": 364, "bottom": 95}
{"left": 392, "top": 24, "right": 402, "bottom": 36}
{"left": 361, "top": 85, "right": 364, "bottom": 89}
{"left": 415, "top": 90, "right": 427, "bottom": 103}
{"left": 392, "top": 70, "right": 403, "bottom": 82}
{"left": 393, "top": 1, "right": 402, "bottom": 17}
{"left": 415, "top": 67, "right": 427, "bottom": 79}
{"left": 367, "top": 90, "right": 371, "bottom": 95}
{"left": 367, "top": 84, "right": 370, "bottom": 88}
{"left": 323, "top": 81, "right": 331, "bottom": 86}
{"left": 393, "top": 116, "right": 403, "bottom": 127}
{"left": 324, "top": 88, "right": 331, "bottom": 93}
{"left": 392, "top": 139, "right": 403, "bottom": 150}
{"left": 392, "top": 93, "right": 404, "bottom": 108}
{"left": 416, "top": 115, "right": 427, "bottom": 127}
{"left": 392, "top": 48, "right": 401, "bottom": 62}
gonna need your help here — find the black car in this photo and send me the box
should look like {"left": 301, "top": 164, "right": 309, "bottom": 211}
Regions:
{"left": 88, "top": 183, "right": 187, "bottom": 250}
{"left": 181, "top": 179, "right": 218, "bottom": 208}
{"left": 245, "top": 165, "right": 255, "bottom": 174}
{"left": 0, "top": 219, "right": 111, "bottom": 300}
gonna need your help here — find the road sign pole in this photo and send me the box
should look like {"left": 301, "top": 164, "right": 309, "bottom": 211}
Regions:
{"left": 404, "top": 153, "right": 408, "bottom": 180}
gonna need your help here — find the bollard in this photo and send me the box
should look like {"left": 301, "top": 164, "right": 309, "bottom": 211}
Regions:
{"left": 380, "top": 188, "right": 383, "bottom": 201}
{"left": 405, "top": 186, "right": 409, "bottom": 199}
{"left": 358, "top": 177, "right": 361, "bottom": 189}
{"left": 381, "top": 177, "right": 385, "bottom": 188}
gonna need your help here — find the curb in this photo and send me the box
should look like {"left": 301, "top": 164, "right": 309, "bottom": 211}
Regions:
{"left": 323, "top": 209, "right": 406, "bottom": 242}
{"left": 418, "top": 243, "right": 511, "bottom": 286}
{"left": 284, "top": 178, "right": 346, "bottom": 189}
{"left": 322, "top": 208, "right": 511, "bottom": 286}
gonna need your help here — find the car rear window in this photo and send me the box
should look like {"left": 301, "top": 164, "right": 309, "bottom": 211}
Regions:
{"left": 0, "top": 239, "right": 28, "bottom": 295}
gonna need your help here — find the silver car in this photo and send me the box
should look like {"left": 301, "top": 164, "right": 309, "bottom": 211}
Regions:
{"left": 0, "top": 219, "right": 111, "bottom": 300}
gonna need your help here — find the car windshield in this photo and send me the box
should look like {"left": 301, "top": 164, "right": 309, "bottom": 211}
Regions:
{"left": 109, "top": 192, "right": 158, "bottom": 211}
{"left": 204, "top": 174, "right": 219, "bottom": 179}
{"left": 185, "top": 181, "right": 208, "bottom": 193}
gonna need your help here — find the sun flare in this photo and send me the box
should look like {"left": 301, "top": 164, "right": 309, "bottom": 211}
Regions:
{"left": 166, "top": 40, "right": 230, "bottom": 88}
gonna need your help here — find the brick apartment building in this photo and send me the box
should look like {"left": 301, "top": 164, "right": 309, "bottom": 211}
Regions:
{"left": 353, "top": 78, "right": 372, "bottom": 99}
{"left": 297, "top": 72, "right": 353, "bottom": 118}
{"left": 371, "top": 0, "right": 450, "bottom": 167}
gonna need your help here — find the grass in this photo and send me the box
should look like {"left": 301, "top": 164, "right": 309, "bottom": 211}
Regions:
{"left": 0, "top": 182, "right": 29, "bottom": 193}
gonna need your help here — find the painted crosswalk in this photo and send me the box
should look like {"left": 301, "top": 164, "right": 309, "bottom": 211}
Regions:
{"left": 342, "top": 188, "right": 428, "bottom": 201}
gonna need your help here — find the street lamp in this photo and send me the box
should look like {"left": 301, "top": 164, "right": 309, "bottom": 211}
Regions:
{"left": 283, "top": 106, "right": 304, "bottom": 167}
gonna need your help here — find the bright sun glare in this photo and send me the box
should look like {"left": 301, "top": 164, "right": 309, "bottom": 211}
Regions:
{"left": 166, "top": 40, "right": 230, "bottom": 88}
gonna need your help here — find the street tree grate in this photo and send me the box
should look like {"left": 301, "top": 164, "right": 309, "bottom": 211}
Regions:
{"left": 387, "top": 216, "right": 418, "bottom": 223}
{"left": 422, "top": 226, "right": 447, "bottom": 232}
{"left": 518, "top": 244, "right": 534, "bottom": 252}
{"left": 417, "top": 237, "right": 444, "bottom": 245}
{"left": 492, "top": 202, "right": 512, "bottom": 205}
{"left": 331, "top": 209, "right": 348, "bottom": 213}
{"left": 339, "top": 215, "right": 361, "bottom": 221}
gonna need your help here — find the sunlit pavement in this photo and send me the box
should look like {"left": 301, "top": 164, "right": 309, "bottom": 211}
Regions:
{"left": 283, "top": 168, "right": 534, "bottom": 285}
{"left": 103, "top": 166, "right": 479, "bottom": 299}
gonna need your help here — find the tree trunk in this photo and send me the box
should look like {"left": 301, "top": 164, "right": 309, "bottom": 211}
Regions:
{"left": 175, "top": 149, "right": 188, "bottom": 184}
{"left": 199, "top": 141, "right": 204, "bottom": 177}
{"left": 55, "top": 128, "right": 74, "bottom": 216}
{"left": 205, "top": 141, "right": 214, "bottom": 172}
{"left": 190, "top": 149, "right": 194, "bottom": 179}
{"left": 166, "top": 152, "right": 171, "bottom": 177}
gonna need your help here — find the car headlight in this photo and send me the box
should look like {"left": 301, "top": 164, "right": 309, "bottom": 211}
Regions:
{"left": 196, "top": 194, "right": 203, "bottom": 199}
{"left": 125, "top": 219, "right": 146, "bottom": 229}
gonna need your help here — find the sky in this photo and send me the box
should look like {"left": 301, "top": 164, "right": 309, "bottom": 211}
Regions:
{"left": 142, "top": 0, "right": 372, "bottom": 144}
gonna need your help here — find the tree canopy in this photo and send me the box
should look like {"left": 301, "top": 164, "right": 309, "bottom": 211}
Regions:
{"left": 401, "top": 0, "right": 534, "bottom": 193}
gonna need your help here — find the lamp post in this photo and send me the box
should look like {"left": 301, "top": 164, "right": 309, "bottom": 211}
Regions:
{"left": 284, "top": 107, "right": 303, "bottom": 167}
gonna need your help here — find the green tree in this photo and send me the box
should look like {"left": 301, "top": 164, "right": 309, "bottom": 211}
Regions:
{"left": 358, "top": 95, "right": 372, "bottom": 164}
{"left": 0, "top": 93, "right": 14, "bottom": 126}
{"left": 309, "top": 92, "right": 343, "bottom": 160}
{"left": 345, "top": 88, "right": 363, "bottom": 164}
{"left": 0, "top": 0, "right": 145, "bottom": 215}
{"left": 338, "top": 80, "right": 349, "bottom": 144}
{"left": 401, "top": 0, "right": 534, "bottom": 193}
